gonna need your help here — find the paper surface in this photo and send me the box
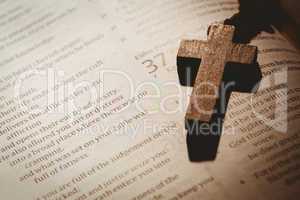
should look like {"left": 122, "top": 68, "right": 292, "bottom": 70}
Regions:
{"left": 0, "top": 0, "right": 299, "bottom": 200}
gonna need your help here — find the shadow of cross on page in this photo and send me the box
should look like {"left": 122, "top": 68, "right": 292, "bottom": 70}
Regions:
{"left": 177, "top": 24, "right": 262, "bottom": 162}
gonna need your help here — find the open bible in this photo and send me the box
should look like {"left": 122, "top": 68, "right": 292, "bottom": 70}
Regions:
{"left": 0, "top": 0, "right": 299, "bottom": 199}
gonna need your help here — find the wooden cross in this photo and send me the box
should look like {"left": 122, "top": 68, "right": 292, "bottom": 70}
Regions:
{"left": 178, "top": 24, "right": 258, "bottom": 122}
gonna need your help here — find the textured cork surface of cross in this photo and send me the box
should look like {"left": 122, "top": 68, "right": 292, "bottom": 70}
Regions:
{"left": 178, "top": 24, "right": 257, "bottom": 122}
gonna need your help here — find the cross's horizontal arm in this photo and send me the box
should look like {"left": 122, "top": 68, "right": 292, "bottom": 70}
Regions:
{"left": 178, "top": 40, "right": 207, "bottom": 59}
{"left": 227, "top": 44, "right": 257, "bottom": 64}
